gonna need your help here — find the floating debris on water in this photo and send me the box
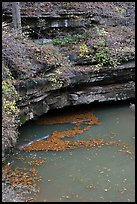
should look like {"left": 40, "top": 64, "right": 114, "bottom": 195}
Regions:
{"left": 86, "top": 184, "right": 96, "bottom": 190}
{"left": 17, "top": 110, "right": 133, "bottom": 152}
{"left": 35, "top": 111, "right": 101, "bottom": 126}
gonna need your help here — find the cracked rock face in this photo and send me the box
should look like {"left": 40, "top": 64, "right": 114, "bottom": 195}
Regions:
{"left": 14, "top": 61, "right": 135, "bottom": 123}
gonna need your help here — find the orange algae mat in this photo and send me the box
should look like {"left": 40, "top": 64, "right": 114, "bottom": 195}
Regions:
{"left": 19, "top": 111, "right": 121, "bottom": 151}
{"left": 34, "top": 111, "right": 100, "bottom": 126}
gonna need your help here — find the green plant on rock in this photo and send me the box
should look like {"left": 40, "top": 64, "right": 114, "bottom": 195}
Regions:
{"left": 94, "top": 46, "right": 120, "bottom": 68}
{"left": 94, "top": 47, "right": 111, "bottom": 67}
{"left": 97, "top": 39, "right": 106, "bottom": 47}
{"left": 2, "top": 64, "right": 20, "bottom": 117}
{"left": 2, "top": 63, "right": 21, "bottom": 162}
{"left": 2, "top": 80, "right": 19, "bottom": 117}
{"left": 79, "top": 43, "right": 89, "bottom": 57}
{"left": 47, "top": 73, "right": 64, "bottom": 88}
{"left": 53, "top": 34, "right": 84, "bottom": 46}
{"left": 78, "top": 39, "right": 120, "bottom": 68}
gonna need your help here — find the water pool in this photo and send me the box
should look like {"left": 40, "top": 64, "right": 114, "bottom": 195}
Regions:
{"left": 6, "top": 103, "right": 135, "bottom": 202}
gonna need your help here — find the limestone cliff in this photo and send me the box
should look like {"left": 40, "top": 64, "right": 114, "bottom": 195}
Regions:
{"left": 2, "top": 2, "right": 135, "bottom": 123}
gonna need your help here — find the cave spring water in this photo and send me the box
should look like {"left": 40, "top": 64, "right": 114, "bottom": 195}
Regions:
{"left": 5, "top": 103, "right": 135, "bottom": 202}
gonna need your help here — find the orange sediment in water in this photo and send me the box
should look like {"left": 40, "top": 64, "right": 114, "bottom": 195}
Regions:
{"left": 19, "top": 111, "right": 126, "bottom": 151}
{"left": 20, "top": 111, "right": 102, "bottom": 151}
{"left": 35, "top": 111, "right": 100, "bottom": 126}
{"left": 20, "top": 137, "right": 104, "bottom": 151}
{"left": 3, "top": 164, "right": 42, "bottom": 190}
{"left": 2, "top": 158, "right": 47, "bottom": 201}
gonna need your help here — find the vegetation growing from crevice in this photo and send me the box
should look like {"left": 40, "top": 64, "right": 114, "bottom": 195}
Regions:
{"left": 78, "top": 40, "right": 120, "bottom": 68}
{"left": 2, "top": 63, "right": 20, "bottom": 162}
{"left": 77, "top": 26, "right": 122, "bottom": 68}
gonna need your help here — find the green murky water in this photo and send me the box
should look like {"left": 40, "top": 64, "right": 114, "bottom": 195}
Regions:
{"left": 7, "top": 103, "right": 135, "bottom": 202}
